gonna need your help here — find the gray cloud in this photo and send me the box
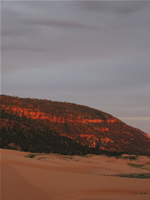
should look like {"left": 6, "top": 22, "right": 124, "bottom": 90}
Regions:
{"left": 78, "top": 1, "right": 150, "bottom": 15}
{"left": 22, "top": 18, "right": 94, "bottom": 30}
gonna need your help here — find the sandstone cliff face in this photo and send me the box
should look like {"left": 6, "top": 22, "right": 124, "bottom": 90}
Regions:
{"left": 1, "top": 95, "right": 150, "bottom": 155}
{"left": 1, "top": 105, "right": 118, "bottom": 124}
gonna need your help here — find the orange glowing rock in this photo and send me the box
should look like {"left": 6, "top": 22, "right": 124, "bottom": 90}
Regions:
{"left": 107, "top": 119, "right": 117, "bottom": 123}
{"left": 86, "top": 119, "right": 103, "bottom": 123}
{"left": 80, "top": 134, "right": 94, "bottom": 138}
{"left": 101, "top": 137, "right": 114, "bottom": 143}
{"left": 101, "top": 128, "right": 109, "bottom": 132}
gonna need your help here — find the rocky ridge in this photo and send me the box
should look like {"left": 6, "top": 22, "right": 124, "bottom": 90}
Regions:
{"left": 0, "top": 95, "right": 150, "bottom": 155}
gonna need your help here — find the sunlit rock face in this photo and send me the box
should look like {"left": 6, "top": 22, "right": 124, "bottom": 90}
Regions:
{"left": 1, "top": 95, "right": 150, "bottom": 155}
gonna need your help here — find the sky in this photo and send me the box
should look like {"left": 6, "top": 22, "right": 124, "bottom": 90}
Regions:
{"left": 1, "top": 0, "right": 150, "bottom": 134}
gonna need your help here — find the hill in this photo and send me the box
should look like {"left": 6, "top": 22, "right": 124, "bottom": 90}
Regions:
{"left": 0, "top": 95, "right": 150, "bottom": 155}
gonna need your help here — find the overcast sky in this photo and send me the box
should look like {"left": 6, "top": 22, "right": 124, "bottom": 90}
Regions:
{"left": 1, "top": 1, "right": 150, "bottom": 134}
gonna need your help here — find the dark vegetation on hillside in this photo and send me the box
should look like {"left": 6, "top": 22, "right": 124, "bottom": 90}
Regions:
{"left": 1, "top": 109, "right": 113, "bottom": 155}
{"left": 0, "top": 110, "right": 93, "bottom": 155}
{"left": 0, "top": 95, "right": 150, "bottom": 155}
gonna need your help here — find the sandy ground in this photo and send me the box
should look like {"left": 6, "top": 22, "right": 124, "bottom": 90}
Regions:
{"left": 1, "top": 149, "right": 150, "bottom": 200}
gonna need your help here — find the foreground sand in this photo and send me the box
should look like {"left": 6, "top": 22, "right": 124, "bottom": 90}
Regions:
{"left": 1, "top": 149, "right": 150, "bottom": 200}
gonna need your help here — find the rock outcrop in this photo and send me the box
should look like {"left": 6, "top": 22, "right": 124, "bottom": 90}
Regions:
{"left": 0, "top": 95, "right": 150, "bottom": 155}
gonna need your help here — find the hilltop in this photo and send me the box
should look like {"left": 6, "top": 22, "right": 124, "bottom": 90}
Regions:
{"left": 0, "top": 95, "right": 150, "bottom": 155}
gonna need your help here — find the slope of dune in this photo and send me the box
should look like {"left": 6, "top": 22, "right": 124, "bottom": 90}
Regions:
{"left": 1, "top": 149, "right": 150, "bottom": 200}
